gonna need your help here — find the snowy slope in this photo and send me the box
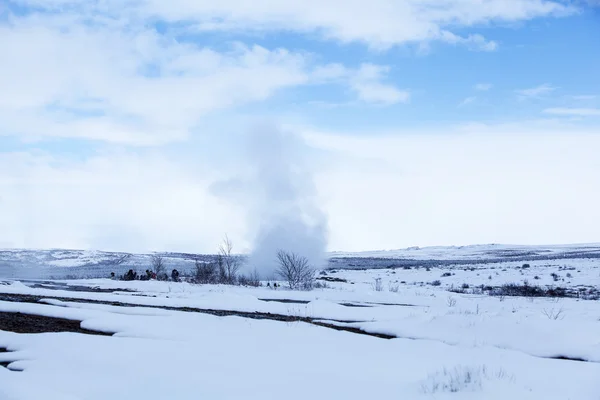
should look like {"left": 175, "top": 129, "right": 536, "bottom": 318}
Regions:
{"left": 331, "top": 243, "right": 600, "bottom": 261}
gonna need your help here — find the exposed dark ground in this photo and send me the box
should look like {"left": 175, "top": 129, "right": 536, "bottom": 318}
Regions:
{"left": 0, "top": 312, "right": 113, "bottom": 336}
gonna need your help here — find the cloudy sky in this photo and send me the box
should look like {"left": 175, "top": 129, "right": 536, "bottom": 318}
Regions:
{"left": 1, "top": 0, "right": 599, "bottom": 253}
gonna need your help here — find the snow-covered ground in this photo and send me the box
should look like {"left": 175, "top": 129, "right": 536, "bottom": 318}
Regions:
{"left": 1, "top": 255, "right": 599, "bottom": 400}
{"left": 332, "top": 242, "right": 600, "bottom": 260}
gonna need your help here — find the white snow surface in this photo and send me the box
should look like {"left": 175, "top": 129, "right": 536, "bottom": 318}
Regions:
{"left": 331, "top": 242, "right": 600, "bottom": 260}
{"left": 1, "top": 259, "right": 600, "bottom": 399}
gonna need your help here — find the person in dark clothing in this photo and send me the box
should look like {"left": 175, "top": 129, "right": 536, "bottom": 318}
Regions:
{"left": 171, "top": 269, "right": 180, "bottom": 282}
{"left": 123, "top": 269, "right": 136, "bottom": 281}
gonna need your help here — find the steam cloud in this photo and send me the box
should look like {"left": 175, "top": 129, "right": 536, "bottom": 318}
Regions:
{"left": 213, "top": 122, "right": 328, "bottom": 278}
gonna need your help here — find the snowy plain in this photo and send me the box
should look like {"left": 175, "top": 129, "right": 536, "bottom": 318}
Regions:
{"left": 0, "top": 246, "right": 600, "bottom": 399}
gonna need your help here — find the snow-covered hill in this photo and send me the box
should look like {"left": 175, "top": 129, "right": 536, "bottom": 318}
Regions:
{"left": 331, "top": 243, "right": 600, "bottom": 261}
{"left": 1, "top": 243, "right": 599, "bottom": 279}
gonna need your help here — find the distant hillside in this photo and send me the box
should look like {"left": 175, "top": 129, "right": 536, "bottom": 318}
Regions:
{"left": 1, "top": 243, "right": 600, "bottom": 279}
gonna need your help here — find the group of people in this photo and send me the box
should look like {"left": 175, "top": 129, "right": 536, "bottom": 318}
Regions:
{"left": 112, "top": 269, "right": 180, "bottom": 282}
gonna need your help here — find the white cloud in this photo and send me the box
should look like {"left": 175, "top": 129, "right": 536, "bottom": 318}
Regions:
{"left": 3, "top": 119, "right": 600, "bottom": 252}
{"left": 544, "top": 107, "right": 600, "bottom": 116}
{"left": 0, "top": 12, "right": 413, "bottom": 144}
{"left": 4, "top": 120, "right": 600, "bottom": 252}
{"left": 1, "top": 1, "right": 597, "bottom": 253}
{"left": 0, "top": 17, "right": 311, "bottom": 145}
{"left": 349, "top": 64, "right": 409, "bottom": 105}
{"left": 312, "top": 63, "right": 409, "bottom": 105}
{"left": 441, "top": 32, "right": 498, "bottom": 51}
{"left": 303, "top": 121, "right": 600, "bottom": 251}
{"left": 516, "top": 83, "right": 557, "bottom": 99}
{"left": 7, "top": 0, "right": 576, "bottom": 50}
{"left": 0, "top": 150, "right": 249, "bottom": 252}
{"left": 458, "top": 96, "right": 477, "bottom": 107}
{"left": 475, "top": 83, "right": 493, "bottom": 91}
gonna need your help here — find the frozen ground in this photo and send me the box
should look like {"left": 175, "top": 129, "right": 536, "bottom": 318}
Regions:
{"left": 0, "top": 246, "right": 599, "bottom": 399}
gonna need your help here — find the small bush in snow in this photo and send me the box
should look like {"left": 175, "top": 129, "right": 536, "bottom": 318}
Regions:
{"left": 193, "top": 259, "right": 217, "bottom": 284}
{"left": 448, "top": 284, "right": 465, "bottom": 294}
{"left": 431, "top": 280, "right": 442, "bottom": 287}
{"left": 313, "top": 281, "right": 330, "bottom": 289}
{"left": 421, "top": 365, "right": 513, "bottom": 394}
{"left": 542, "top": 307, "right": 565, "bottom": 320}
{"left": 238, "top": 269, "right": 261, "bottom": 287}
{"left": 276, "top": 250, "right": 315, "bottom": 290}
{"left": 372, "top": 278, "right": 384, "bottom": 292}
{"left": 441, "top": 272, "right": 452, "bottom": 277}
{"left": 447, "top": 296, "right": 457, "bottom": 307}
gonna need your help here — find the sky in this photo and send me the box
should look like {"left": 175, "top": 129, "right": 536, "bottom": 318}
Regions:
{"left": 0, "top": 0, "right": 599, "bottom": 254}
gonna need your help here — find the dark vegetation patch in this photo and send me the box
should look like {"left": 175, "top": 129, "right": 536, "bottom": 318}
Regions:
{"left": 447, "top": 283, "right": 599, "bottom": 300}
{"left": 0, "top": 311, "right": 113, "bottom": 336}
{"left": 316, "top": 276, "right": 348, "bottom": 283}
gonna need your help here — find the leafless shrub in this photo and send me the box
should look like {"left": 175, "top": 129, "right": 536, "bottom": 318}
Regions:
{"left": 193, "top": 259, "right": 217, "bottom": 284}
{"left": 372, "top": 278, "right": 383, "bottom": 292}
{"left": 314, "top": 281, "right": 330, "bottom": 289}
{"left": 151, "top": 255, "right": 167, "bottom": 280}
{"left": 276, "top": 250, "right": 315, "bottom": 290}
{"left": 421, "top": 365, "right": 514, "bottom": 394}
{"left": 447, "top": 296, "right": 457, "bottom": 307}
{"left": 238, "top": 269, "right": 261, "bottom": 287}
{"left": 542, "top": 307, "right": 565, "bottom": 320}
{"left": 388, "top": 281, "right": 400, "bottom": 293}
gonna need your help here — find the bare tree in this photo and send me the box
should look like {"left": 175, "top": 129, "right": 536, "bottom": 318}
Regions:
{"left": 216, "top": 254, "right": 227, "bottom": 283}
{"left": 151, "top": 254, "right": 167, "bottom": 280}
{"left": 218, "top": 235, "right": 240, "bottom": 284}
{"left": 112, "top": 253, "right": 131, "bottom": 266}
{"left": 276, "top": 250, "right": 315, "bottom": 290}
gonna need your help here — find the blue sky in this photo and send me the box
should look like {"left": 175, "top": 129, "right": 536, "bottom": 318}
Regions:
{"left": 1, "top": 0, "right": 599, "bottom": 252}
